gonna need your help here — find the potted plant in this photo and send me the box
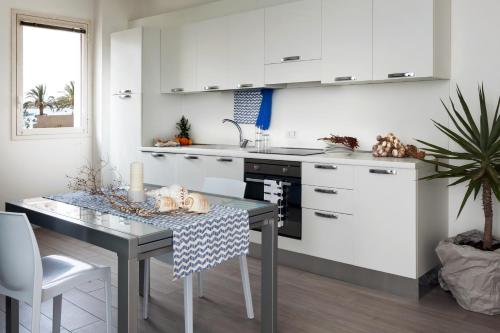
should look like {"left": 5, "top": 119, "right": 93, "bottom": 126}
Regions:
{"left": 417, "top": 85, "right": 500, "bottom": 315}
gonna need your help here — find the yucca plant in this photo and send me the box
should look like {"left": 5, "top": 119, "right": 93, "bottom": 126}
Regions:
{"left": 417, "top": 85, "right": 500, "bottom": 250}
{"left": 23, "top": 84, "right": 56, "bottom": 116}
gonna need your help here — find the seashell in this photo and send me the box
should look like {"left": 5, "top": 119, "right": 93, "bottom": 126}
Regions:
{"left": 156, "top": 196, "right": 178, "bottom": 212}
{"left": 168, "top": 184, "right": 189, "bottom": 207}
{"left": 392, "top": 149, "right": 399, "bottom": 157}
{"left": 147, "top": 187, "right": 170, "bottom": 199}
{"left": 184, "top": 193, "right": 210, "bottom": 214}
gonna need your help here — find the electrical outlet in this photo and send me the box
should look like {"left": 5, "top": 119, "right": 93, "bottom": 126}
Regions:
{"left": 287, "top": 130, "right": 297, "bottom": 139}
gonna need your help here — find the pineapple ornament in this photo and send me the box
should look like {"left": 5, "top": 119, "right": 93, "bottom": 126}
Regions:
{"left": 176, "top": 116, "right": 192, "bottom": 145}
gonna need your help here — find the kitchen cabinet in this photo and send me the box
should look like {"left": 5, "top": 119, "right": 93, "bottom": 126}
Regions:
{"left": 353, "top": 166, "right": 417, "bottom": 278}
{"left": 372, "top": 0, "right": 451, "bottom": 81}
{"left": 302, "top": 208, "right": 354, "bottom": 264}
{"left": 227, "top": 9, "right": 265, "bottom": 89}
{"left": 322, "top": 0, "right": 373, "bottom": 84}
{"left": 141, "top": 152, "right": 177, "bottom": 186}
{"left": 204, "top": 155, "right": 244, "bottom": 180}
{"left": 161, "top": 24, "right": 198, "bottom": 93}
{"left": 264, "top": 0, "right": 322, "bottom": 84}
{"left": 196, "top": 17, "right": 230, "bottom": 91}
{"left": 110, "top": 27, "right": 160, "bottom": 180}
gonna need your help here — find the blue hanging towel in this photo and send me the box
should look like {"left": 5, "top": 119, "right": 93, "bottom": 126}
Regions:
{"left": 255, "top": 88, "right": 274, "bottom": 130}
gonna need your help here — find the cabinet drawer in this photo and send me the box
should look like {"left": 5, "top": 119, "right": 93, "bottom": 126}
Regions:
{"left": 302, "top": 162, "right": 354, "bottom": 189}
{"left": 302, "top": 208, "right": 354, "bottom": 264}
{"left": 302, "top": 185, "right": 354, "bottom": 214}
{"left": 205, "top": 156, "right": 244, "bottom": 181}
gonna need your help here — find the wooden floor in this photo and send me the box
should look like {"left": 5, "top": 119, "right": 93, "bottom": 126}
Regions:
{"left": 1, "top": 228, "right": 500, "bottom": 333}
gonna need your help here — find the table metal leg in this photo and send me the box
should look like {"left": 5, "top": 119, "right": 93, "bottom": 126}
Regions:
{"left": 261, "top": 220, "right": 278, "bottom": 333}
{"left": 139, "top": 259, "right": 150, "bottom": 297}
{"left": 6, "top": 296, "right": 19, "bottom": 333}
{"left": 118, "top": 255, "right": 139, "bottom": 333}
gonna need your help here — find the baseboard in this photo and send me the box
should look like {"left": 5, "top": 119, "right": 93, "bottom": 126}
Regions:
{"left": 249, "top": 243, "right": 438, "bottom": 300}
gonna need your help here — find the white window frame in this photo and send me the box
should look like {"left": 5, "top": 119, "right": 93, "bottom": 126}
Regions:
{"left": 11, "top": 9, "right": 91, "bottom": 140}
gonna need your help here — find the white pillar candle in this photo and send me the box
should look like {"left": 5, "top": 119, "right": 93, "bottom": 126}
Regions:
{"left": 129, "top": 161, "right": 144, "bottom": 191}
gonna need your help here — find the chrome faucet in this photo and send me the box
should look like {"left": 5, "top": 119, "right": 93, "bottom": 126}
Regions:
{"left": 222, "top": 119, "right": 250, "bottom": 148}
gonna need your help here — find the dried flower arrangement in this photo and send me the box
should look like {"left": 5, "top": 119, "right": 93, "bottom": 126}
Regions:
{"left": 318, "top": 134, "right": 360, "bottom": 150}
{"left": 67, "top": 161, "right": 159, "bottom": 217}
{"left": 372, "top": 133, "right": 426, "bottom": 159}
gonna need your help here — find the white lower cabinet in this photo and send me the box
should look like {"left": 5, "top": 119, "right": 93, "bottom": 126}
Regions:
{"left": 141, "top": 152, "right": 177, "bottom": 186}
{"left": 302, "top": 185, "right": 354, "bottom": 214}
{"left": 353, "top": 166, "right": 417, "bottom": 278}
{"left": 141, "top": 152, "right": 243, "bottom": 191}
{"left": 302, "top": 208, "right": 354, "bottom": 264}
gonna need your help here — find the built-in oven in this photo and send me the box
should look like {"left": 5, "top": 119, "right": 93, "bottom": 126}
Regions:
{"left": 244, "top": 159, "right": 302, "bottom": 239}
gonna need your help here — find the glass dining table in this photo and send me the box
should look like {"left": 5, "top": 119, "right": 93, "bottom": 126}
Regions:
{"left": 5, "top": 191, "right": 279, "bottom": 333}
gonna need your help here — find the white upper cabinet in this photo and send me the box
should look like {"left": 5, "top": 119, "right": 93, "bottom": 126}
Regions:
{"left": 110, "top": 28, "right": 142, "bottom": 94}
{"left": 264, "top": 0, "right": 322, "bottom": 84}
{"left": 265, "top": 0, "right": 322, "bottom": 64}
{"left": 373, "top": 0, "right": 450, "bottom": 81}
{"left": 322, "top": 0, "right": 373, "bottom": 84}
{"left": 196, "top": 17, "right": 231, "bottom": 91}
{"left": 227, "top": 9, "right": 265, "bottom": 89}
{"left": 161, "top": 24, "right": 198, "bottom": 93}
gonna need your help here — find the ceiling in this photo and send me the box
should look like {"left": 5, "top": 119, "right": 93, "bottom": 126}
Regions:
{"left": 129, "top": 0, "right": 220, "bottom": 20}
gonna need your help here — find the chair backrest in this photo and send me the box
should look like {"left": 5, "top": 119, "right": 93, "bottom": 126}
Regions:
{"left": 0, "top": 212, "right": 43, "bottom": 303}
{"left": 202, "top": 177, "right": 246, "bottom": 199}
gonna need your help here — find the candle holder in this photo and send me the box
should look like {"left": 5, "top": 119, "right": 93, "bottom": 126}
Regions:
{"left": 128, "top": 189, "right": 145, "bottom": 203}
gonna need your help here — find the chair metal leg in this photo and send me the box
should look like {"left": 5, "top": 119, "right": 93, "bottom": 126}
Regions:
{"left": 31, "top": 299, "right": 41, "bottom": 333}
{"left": 104, "top": 272, "right": 113, "bottom": 333}
{"left": 196, "top": 271, "right": 204, "bottom": 298}
{"left": 52, "top": 295, "right": 62, "bottom": 333}
{"left": 183, "top": 274, "right": 193, "bottom": 333}
{"left": 142, "top": 258, "right": 150, "bottom": 319}
{"left": 239, "top": 255, "right": 254, "bottom": 319}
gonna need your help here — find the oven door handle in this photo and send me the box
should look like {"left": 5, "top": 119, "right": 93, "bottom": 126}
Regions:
{"left": 245, "top": 177, "right": 292, "bottom": 187}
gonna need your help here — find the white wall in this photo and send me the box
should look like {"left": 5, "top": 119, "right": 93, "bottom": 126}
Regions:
{"left": 129, "top": 0, "right": 499, "bottom": 237}
{"left": 0, "top": 0, "right": 95, "bottom": 207}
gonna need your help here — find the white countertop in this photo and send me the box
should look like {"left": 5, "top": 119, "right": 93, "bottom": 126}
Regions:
{"left": 140, "top": 145, "right": 429, "bottom": 169}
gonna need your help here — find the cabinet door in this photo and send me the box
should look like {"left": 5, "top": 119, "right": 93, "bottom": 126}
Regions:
{"left": 354, "top": 166, "right": 417, "bottom": 278}
{"left": 322, "top": 0, "right": 372, "bottom": 84}
{"left": 265, "top": 0, "right": 322, "bottom": 64}
{"left": 141, "top": 152, "right": 176, "bottom": 186}
{"left": 161, "top": 25, "right": 198, "bottom": 93}
{"left": 373, "top": 0, "right": 434, "bottom": 80}
{"left": 228, "top": 10, "right": 265, "bottom": 89}
{"left": 205, "top": 156, "right": 244, "bottom": 181}
{"left": 110, "top": 28, "right": 142, "bottom": 94}
{"left": 174, "top": 154, "right": 206, "bottom": 191}
{"left": 196, "top": 17, "right": 230, "bottom": 91}
{"left": 109, "top": 94, "right": 142, "bottom": 183}
{"left": 302, "top": 208, "right": 354, "bottom": 264}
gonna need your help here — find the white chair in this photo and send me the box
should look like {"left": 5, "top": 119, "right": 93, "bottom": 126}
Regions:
{"left": 0, "top": 212, "right": 113, "bottom": 333}
{"left": 142, "top": 177, "right": 253, "bottom": 333}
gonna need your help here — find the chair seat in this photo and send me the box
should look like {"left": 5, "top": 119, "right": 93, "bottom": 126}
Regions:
{"left": 42, "top": 255, "right": 107, "bottom": 300}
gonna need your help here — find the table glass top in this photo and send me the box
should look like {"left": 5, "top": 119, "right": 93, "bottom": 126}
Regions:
{"left": 11, "top": 192, "right": 276, "bottom": 240}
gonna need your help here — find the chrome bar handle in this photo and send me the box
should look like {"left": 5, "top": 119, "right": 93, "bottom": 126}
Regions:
{"left": 151, "top": 153, "right": 165, "bottom": 158}
{"left": 334, "top": 76, "right": 357, "bottom": 82}
{"left": 171, "top": 88, "right": 184, "bottom": 93}
{"left": 314, "top": 164, "right": 338, "bottom": 170}
{"left": 314, "top": 188, "right": 338, "bottom": 195}
{"left": 203, "top": 85, "right": 219, "bottom": 91}
{"left": 184, "top": 155, "right": 199, "bottom": 160}
{"left": 281, "top": 56, "right": 301, "bottom": 62}
{"left": 237, "top": 83, "right": 254, "bottom": 89}
{"left": 216, "top": 157, "right": 233, "bottom": 162}
{"left": 369, "top": 169, "right": 397, "bottom": 175}
{"left": 314, "top": 211, "right": 338, "bottom": 220}
{"left": 118, "top": 94, "right": 132, "bottom": 99}
{"left": 245, "top": 178, "right": 292, "bottom": 186}
{"left": 388, "top": 72, "right": 415, "bottom": 79}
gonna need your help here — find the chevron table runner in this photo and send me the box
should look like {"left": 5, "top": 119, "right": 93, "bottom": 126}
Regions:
{"left": 46, "top": 191, "right": 250, "bottom": 280}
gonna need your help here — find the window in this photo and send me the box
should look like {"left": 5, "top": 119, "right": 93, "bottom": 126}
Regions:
{"left": 11, "top": 10, "right": 90, "bottom": 139}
